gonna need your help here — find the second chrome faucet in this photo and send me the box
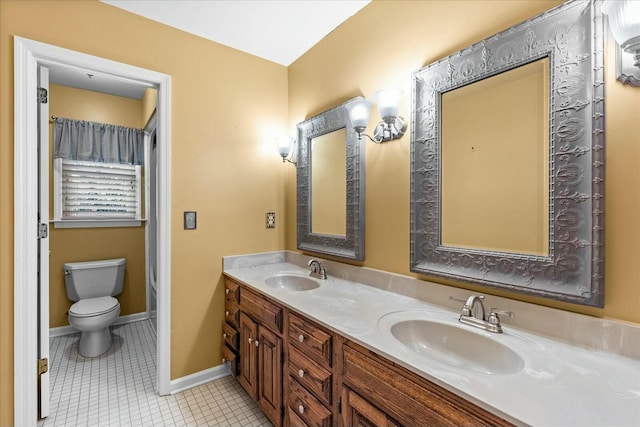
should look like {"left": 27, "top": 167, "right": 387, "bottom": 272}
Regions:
{"left": 452, "top": 295, "right": 514, "bottom": 333}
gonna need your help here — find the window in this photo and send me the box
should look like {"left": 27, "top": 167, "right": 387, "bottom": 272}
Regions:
{"left": 54, "top": 159, "right": 141, "bottom": 227}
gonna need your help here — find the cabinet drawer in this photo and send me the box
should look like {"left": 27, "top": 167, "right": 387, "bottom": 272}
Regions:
{"left": 287, "top": 377, "right": 331, "bottom": 427}
{"left": 288, "top": 345, "right": 332, "bottom": 405}
{"left": 224, "top": 301, "right": 240, "bottom": 329}
{"left": 224, "top": 278, "right": 241, "bottom": 304}
{"left": 287, "top": 406, "right": 310, "bottom": 427}
{"left": 343, "top": 343, "right": 513, "bottom": 427}
{"left": 241, "top": 288, "right": 282, "bottom": 334}
{"left": 288, "top": 313, "right": 332, "bottom": 367}
{"left": 222, "top": 321, "right": 238, "bottom": 350}
{"left": 221, "top": 344, "right": 238, "bottom": 376}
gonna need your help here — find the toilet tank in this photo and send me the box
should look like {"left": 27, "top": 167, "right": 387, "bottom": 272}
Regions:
{"left": 64, "top": 258, "right": 126, "bottom": 301}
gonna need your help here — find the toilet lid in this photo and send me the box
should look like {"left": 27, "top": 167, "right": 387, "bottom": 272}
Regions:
{"left": 69, "top": 296, "right": 119, "bottom": 318}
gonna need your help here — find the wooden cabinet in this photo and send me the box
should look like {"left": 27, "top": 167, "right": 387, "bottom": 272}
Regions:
{"left": 222, "top": 275, "right": 514, "bottom": 427}
{"left": 284, "top": 313, "right": 335, "bottom": 426}
{"left": 235, "top": 286, "right": 283, "bottom": 427}
{"left": 222, "top": 278, "right": 241, "bottom": 376}
{"left": 341, "top": 341, "right": 513, "bottom": 427}
{"left": 341, "top": 387, "right": 399, "bottom": 427}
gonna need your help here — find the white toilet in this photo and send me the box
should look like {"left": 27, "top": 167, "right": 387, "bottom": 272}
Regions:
{"left": 64, "top": 258, "right": 125, "bottom": 357}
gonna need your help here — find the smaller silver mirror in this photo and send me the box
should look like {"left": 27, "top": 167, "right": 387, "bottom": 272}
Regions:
{"left": 297, "top": 98, "right": 365, "bottom": 260}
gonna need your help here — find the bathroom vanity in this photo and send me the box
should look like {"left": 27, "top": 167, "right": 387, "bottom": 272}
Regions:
{"left": 222, "top": 274, "right": 511, "bottom": 427}
{"left": 221, "top": 252, "right": 640, "bottom": 427}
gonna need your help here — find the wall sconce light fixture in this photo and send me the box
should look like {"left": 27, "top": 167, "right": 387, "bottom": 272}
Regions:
{"left": 602, "top": 0, "right": 640, "bottom": 86}
{"left": 276, "top": 136, "right": 296, "bottom": 164}
{"left": 346, "top": 89, "right": 407, "bottom": 143}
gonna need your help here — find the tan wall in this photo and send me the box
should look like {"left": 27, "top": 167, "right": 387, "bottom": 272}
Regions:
{"left": 287, "top": 0, "right": 640, "bottom": 324}
{"left": 142, "top": 87, "right": 158, "bottom": 127}
{"left": 0, "top": 1, "right": 288, "bottom": 423}
{"left": 48, "top": 84, "right": 146, "bottom": 328}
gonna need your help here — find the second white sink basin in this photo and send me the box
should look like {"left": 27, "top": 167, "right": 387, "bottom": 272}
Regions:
{"left": 265, "top": 274, "right": 320, "bottom": 291}
{"left": 379, "top": 311, "right": 525, "bottom": 375}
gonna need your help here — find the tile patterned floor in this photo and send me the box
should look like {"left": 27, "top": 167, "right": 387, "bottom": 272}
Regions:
{"left": 39, "top": 320, "right": 272, "bottom": 427}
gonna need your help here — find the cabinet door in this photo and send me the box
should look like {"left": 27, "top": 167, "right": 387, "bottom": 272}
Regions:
{"left": 341, "top": 387, "right": 398, "bottom": 427}
{"left": 258, "top": 325, "right": 282, "bottom": 426}
{"left": 238, "top": 312, "right": 258, "bottom": 398}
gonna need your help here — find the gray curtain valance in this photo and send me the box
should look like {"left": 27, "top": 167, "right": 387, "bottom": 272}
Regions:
{"left": 53, "top": 118, "right": 143, "bottom": 165}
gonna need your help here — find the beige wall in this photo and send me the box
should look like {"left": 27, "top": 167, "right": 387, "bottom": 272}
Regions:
{"left": 0, "top": 1, "right": 287, "bottom": 423}
{"left": 142, "top": 87, "right": 158, "bottom": 127}
{"left": 48, "top": 84, "right": 147, "bottom": 328}
{"left": 287, "top": 0, "right": 640, "bottom": 324}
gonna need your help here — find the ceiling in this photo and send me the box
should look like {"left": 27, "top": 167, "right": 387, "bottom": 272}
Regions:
{"left": 101, "top": 0, "right": 371, "bottom": 66}
{"left": 51, "top": 0, "right": 369, "bottom": 100}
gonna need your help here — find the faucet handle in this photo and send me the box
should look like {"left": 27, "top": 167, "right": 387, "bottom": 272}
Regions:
{"left": 490, "top": 308, "right": 515, "bottom": 319}
{"left": 448, "top": 296, "right": 466, "bottom": 304}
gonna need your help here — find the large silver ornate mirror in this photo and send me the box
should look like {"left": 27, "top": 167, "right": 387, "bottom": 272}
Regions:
{"left": 411, "top": 0, "right": 605, "bottom": 306}
{"left": 297, "top": 98, "right": 365, "bottom": 260}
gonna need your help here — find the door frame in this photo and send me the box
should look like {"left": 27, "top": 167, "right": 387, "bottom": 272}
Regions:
{"left": 14, "top": 36, "right": 173, "bottom": 426}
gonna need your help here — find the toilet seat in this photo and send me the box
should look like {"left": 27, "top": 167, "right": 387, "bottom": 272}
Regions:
{"left": 69, "top": 296, "right": 119, "bottom": 318}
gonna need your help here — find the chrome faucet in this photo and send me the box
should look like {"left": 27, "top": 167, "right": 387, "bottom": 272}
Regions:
{"left": 308, "top": 259, "right": 327, "bottom": 280}
{"left": 454, "top": 294, "right": 514, "bottom": 333}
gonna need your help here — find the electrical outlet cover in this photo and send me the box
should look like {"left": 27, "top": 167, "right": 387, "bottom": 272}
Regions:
{"left": 266, "top": 212, "right": 275, "bottom": 229}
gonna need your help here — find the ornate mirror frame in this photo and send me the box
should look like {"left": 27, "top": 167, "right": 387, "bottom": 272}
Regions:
{"left": 297, "top": 97, "right": 365, "bottom": 260}
{"left": 410, "top": 0, "right": 605, "bottom": 306}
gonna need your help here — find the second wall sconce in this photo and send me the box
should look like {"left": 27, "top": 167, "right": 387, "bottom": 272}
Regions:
{"left": 602, "top": 0, "right": 640, "bottom": 86}
{"left": 276, "top": 136, "right": 297, "bottom": 165}
{"left": 345, "top": 89, "right": 407, "bottom": 143}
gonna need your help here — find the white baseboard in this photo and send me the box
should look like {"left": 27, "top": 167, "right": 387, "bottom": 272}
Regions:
{"left": 169, "top": 364, "right": 230, "bottom": 395}
{"left": 49, "top": 312, "right": 149, "bottom": 337}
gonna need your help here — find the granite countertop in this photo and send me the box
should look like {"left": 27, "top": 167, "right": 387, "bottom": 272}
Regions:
{"left": 224, "top": 261, "right": 640, "bottom": 427}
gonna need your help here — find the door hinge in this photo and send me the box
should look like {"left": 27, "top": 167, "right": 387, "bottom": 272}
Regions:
{"left": 38, "top": 87, "right": 49, "bottom": 104}
{"left": 38, "top": 87, "right": 48, "bottom": 104}
{"left": 38, "top": 223, "right": 48, "bottom": 239}
{"left": 38, "top": 358, "right": 48, "bottom": 375}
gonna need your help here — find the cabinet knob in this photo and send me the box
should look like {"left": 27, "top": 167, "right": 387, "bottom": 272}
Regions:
{"left": 225, "top": 288, "right": 230, "bottom": 294}
{"left": 248, "top": 337, "right": 253, "bottom": 344}
{"left": 298, "top": 334, "right": 305, "bottom": 343}
{"left": 225, "top": 311, "right": 229, "bottom": 317}
{"left": 298, "top": 405, "right": 305, "bottom": 415}
{"left": 222, "top": 358, "right": 226, "bottom": 363}
{"left": 223, "top": 333, "right": 227, "bottom": 339}
{"left": 298, "top": 369, "right": 305, "bottom": 378}
{"left": 255, "top": 340, "right": 260, "bottom": 347}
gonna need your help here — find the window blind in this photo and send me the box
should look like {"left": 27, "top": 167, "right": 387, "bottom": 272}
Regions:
{"left": 55, "top": 159, "right": 141, "bottom": 220}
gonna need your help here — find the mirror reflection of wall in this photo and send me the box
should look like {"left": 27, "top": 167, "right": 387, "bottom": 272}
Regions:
{"left": 311, "top": 129, "right": 347, "bottom": 236}
{"left": 440, "top": 58, "right": 550, "bottom": 256}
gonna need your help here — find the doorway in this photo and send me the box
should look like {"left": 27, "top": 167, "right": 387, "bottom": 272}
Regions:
{"left": 14, "top": 36, "right": 172, "bottom": 427}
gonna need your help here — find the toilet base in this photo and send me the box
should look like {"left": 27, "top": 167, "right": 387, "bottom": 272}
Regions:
{"left": 79, "top": 327, "right": 112, "bottom": 357}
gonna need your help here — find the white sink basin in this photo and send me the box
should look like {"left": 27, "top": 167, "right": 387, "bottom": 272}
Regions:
{"left": 379, "top": 311, "right": 525, "bottom": 375}
{"left": 264, "top": 274, "right": 320, "bottom": 291}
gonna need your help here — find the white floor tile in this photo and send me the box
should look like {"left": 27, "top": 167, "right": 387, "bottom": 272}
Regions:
{"left": 39, "top": 320, "right": 271, "bottom": 427}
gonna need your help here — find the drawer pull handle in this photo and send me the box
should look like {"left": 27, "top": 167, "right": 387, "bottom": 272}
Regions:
{"left": 225, "top": 288, "right": 230, "bottom": 294}
{"left": 225, "top": 311, "right": 229, "bottom": 317}
{"left": 298, "top": 334, "right": 305, "bottom": 343}
{"left": 298, "top": 405, "right": 305, "bottom": 415}
{"left": 298, "top": 369, "right": 304, "bottom": 378}
{"left": 255, "top": 339, "right": 260, "bottom": 347}
{"left": 222, "top": 358, "right": 226, "bottom": 363}
{"left": 223, "top": 333, "right": 227, "bottom": 339}
{"left": 248, "top": 337, "right": 253, "bottom": 344}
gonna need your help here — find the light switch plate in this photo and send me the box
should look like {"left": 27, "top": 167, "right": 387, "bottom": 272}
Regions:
{"left": 266, "top": 212, "right": 275, "bottom": 229}
{"left": 184, "top": 211, "right": 197, "bottom": 230}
